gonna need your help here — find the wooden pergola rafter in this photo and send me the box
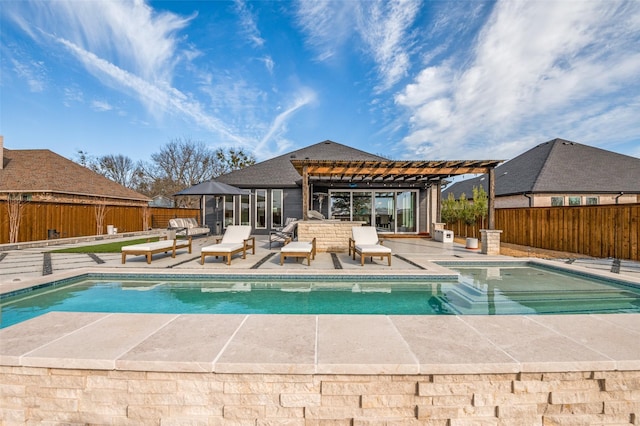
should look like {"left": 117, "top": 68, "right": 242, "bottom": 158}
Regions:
{"left": 291, "top": 158, "right": 504, "bottom": 229}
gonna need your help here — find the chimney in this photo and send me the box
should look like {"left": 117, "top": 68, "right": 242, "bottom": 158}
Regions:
{"left": 0, "top": 135, "right": 3, "bottom": 170}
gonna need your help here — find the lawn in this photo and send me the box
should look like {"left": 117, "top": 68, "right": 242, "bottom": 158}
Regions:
{"left": 50, "top": 237, "right": 161, "bottom": 254}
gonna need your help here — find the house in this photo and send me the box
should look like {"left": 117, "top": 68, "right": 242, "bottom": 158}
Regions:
{"left": 0, "top": 137, "right": 149, "bottom": 206}
{"left": 0, "top": 136, "right": 151, "bottom": 242}
{"left": 442, "top": 138, "right": 640, "bottom": 208}
{"left": 203, "top": 140, "right": 502, "bottom": 235}
{"left": 149, "top": 195, "right": 175, "bottom": 208}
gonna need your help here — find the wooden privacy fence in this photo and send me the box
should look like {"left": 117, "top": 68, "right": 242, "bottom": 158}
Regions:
{"left": 0, "top": 201, "right": 200, "bottom": 244}
{"left": 447, "top": 203, "right": 639, "bottom": 261}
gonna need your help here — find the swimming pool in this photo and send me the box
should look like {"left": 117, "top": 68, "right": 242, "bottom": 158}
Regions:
{"left": 2, "top": 262, "right": 639, "bottom": 328}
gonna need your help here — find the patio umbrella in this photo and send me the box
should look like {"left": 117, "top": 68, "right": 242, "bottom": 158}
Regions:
{"left": 174, "top": 180, "right": 249, "bottom": 196}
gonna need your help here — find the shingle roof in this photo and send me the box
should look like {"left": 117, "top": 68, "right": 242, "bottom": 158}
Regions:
{"left": 216, "top": 140, "right": 387, "bottom": 187}
{"left": 0, "top": 148, "right": 150, "bottom": 201}
{"left": 443, "top": 138, "right": 640, "bottom": 198}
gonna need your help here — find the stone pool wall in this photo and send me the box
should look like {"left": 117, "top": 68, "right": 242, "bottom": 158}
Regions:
{"left": 2, "top": 367, "right": 638, "bottom": 424}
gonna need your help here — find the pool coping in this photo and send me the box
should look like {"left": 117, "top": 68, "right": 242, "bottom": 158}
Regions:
{"left": 1, "top": 259, "right": 639, "bottom": 376}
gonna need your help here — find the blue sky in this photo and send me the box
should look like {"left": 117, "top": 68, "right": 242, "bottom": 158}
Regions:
{"left": 1, "top": 0, "right": 639, "bottom": 165}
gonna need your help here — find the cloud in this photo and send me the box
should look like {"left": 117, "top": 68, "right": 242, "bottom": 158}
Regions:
{"left": 57, "top": 36, "right": 247, "bottom": 145}
{"left": 91, "top": 100, "right": 113, "bottom": 112}
{"left": 294, "top": 1, "right": 357, "bottom": 61}
{"left": 295, "top": 0, "right": 420, "bottom": 90}
{"left": 10, "top": 58, "right": 46, "bottom": 92}
{"left": 396, "top": 0, "right": 640, "bottom": 160}
{"left": 234, "top": 0, "right": 265, "bottom": 47}
{"left": 255, "top": 87, "right": 317, "bottom": 158}
{"left": 356, "top": 0, "right": 421, "bottom": 91}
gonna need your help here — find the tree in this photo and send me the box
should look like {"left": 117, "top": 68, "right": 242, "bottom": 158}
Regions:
{"left": 440, "top": 193, "right": 458, "bottom": 225}
{"left": 6, "top": 193, "right": 27, "bottom": 243}
{"left": 94, "top": 154, "right": 144, "bottom": 189}
{"left": 472, "top": 185, "right": 488, "bottom": 229}
{"left": 215, "top": 148, "right": 256, "bottom": 175}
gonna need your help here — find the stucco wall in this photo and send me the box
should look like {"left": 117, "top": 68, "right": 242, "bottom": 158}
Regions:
{"left": 2, "top": 367, "right": 638, "bottom": 424}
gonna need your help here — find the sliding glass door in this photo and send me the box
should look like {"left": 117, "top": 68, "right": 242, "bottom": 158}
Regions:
{"left": 329, "top": 190, "right": 418, "bottom": 233}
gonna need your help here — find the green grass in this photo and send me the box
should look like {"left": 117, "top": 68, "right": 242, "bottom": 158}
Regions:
{"left": 50, "top": 237, "right": 161, "bottom": 254}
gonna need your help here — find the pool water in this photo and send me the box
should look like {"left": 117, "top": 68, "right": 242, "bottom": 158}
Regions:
{"left": 2, "top": 265, "right": 639, "bottom": 328}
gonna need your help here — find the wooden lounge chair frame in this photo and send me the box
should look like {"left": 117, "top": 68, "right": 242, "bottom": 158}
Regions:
{"left": 349, "top": 227, "right": 392, "bottom": 266}
{"left": 200, "top": 226, "right": 256, "bottom": 265}
{"left": 280, "top": 237, "right": 316, "bottom": 266}
{"left": 121, "top": 236, "right": 192, "bottom": 264}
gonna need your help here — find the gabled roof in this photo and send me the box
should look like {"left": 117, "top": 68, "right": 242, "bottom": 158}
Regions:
{"left": 0, "top": 148, "right": 150, "bottom": 201}
{"left": 443, "top": 138, "right": 640, "bottom": 198}
{"left": 216, "top": 140, "right": 387, "bottom": 187}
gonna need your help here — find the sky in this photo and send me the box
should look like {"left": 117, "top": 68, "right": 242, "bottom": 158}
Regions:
{"left": 1, "top": 0, "right": 640, "bottom": 166}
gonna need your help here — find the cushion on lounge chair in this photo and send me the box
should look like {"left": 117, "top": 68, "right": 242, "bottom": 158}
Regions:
{"left": 121, "top": 236, "right": 192, "bottom": 264}
{"left": 169, "top": 218, "right": 209, "bottom": 237}
{"left": 350, "top": 226, "right": 392, "bottom": 266}
{"left": 351, "top": 226, "right": 381, "bottom": 245}
{"left": 200, "top": 225, "right": 255, "bottom": 265}
{"left": 280, "top": 238, "right": 316, "bottom": 266}
{"left": 269, "top": 219, "right": 298, "bottom": 248}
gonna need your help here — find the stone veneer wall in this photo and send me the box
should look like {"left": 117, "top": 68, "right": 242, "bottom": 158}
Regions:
{"left": 2, "top": 367, "right": 638, "bottom": 425}
{"left": 297, "top": 220, "right": 364, "bottom": 253}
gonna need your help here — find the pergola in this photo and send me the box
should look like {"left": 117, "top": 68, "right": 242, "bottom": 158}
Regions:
{"left": 291, "top": 159, "right": 504, "bottom": 230}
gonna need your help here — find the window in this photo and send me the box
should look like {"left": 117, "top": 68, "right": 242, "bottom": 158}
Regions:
{"left": 568, "top": 197, "right": 581, "bottom": 206}
{"left": 551, "top": 197, "right": 564, "bottom": 206}
{"left": 271, "top": 189, "right": 283, "bottom": 228}
{"left": 255, "top": 190, "right": 266, "bottom": 229}
{"left": 224, "top": 195, "right": 235, "bottom": 226}
{"left": 240, "top": 194, "right": 251, "bottom": 226}
{"left": 586, "top": 197, "right": 598, "bottom": 205}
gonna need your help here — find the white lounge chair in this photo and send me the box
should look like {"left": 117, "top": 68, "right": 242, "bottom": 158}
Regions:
{"left": 200, "top": 225, "right": 255, "bottom": 265}
{"left": 280, "top": 237, "right": 316, "bottom": 266}
{"left": 349, "top": 226, "right": 392, "bottom": 266}
{"left": 269, "top": 218, "right": 298, "bottom": 248}
{"left": 121, "top": 235, "right": 192, "bottom": 264}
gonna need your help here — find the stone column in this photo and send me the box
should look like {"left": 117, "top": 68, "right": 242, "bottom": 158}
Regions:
{"left": 480, "top": 229, "right": 502, "bottom": 255}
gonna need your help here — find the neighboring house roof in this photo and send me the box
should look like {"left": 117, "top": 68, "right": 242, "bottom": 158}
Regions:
{"left": 0, "top": 148, "right": 150, "bottom": 201}
{"left": 443, "top": 138, "right": 640, "bottom": 198}
{"left": 215, "top": 140, "right": 387, "bottom": 187}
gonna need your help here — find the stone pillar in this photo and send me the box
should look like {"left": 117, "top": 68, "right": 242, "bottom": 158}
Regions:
{"left": 480, "top": 229, "right": 502, "bottom": 255}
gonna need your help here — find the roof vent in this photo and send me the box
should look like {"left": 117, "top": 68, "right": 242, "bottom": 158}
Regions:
{"left": 290, "top": 155, "right": 296, "bottom": 158}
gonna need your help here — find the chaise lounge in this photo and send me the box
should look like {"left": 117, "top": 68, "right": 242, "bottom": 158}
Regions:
{"left": 349, "top": 226, "right": 392, "bottom": 266}
{"left": 121, "top": 235, "right": 192, "bottom": 264}
{"left": 200, "top": 225, "right": 255, "bottom": 265}
{"left": 168, "top": 218, "right": 210, "bottom": 237}
{"left": 280, "top": 237, "right": 316, "bottom": 266}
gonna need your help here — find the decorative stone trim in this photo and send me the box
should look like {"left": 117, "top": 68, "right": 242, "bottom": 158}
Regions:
{"left": 297, "top": 221, "right": 365, "bottom": 253}
{"left": 2, "top": 367, "right": 638, "bottom": 424}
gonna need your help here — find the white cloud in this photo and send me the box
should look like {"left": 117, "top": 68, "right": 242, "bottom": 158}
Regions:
{"left": 295, "top": 0, "right": 420, "bottom": 90}
{"left": 255, "top": 87, "right": 317, "bottom": 158}
{"left": 11, "top": 58, "right": 46, "bottom": 92}
{"left": 396, "top": 0, "right": 640, "bottom": 160}
{"left": 356, "top": 0, "right": 421, "bottom": 91}
{"left": 294, "top": 1, "right": 357, "bottom": 62}
{"left": 234, "top": 0, "right": 265, "bottom": 47}
{"left": 91, "top": 100, "right": 113, "bottom": 112}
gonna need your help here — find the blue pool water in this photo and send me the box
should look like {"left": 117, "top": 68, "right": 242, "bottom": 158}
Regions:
{"left": 2, "top": 264, "right": 639, "bottom": 328}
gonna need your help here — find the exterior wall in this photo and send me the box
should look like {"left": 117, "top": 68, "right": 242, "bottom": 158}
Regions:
{"left": 2, "top": 366, "right": 638, "bottom": 425}
{"left": 496, "top": 193, "right": 639, "bottom": 208}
